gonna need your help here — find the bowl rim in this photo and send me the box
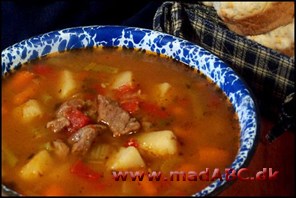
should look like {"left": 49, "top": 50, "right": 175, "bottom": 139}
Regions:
{"left": 1, "top": 25, "right": 260, "bottom": 196}
{"left": 207, "top": 86, "right": 260, "bottom": 196}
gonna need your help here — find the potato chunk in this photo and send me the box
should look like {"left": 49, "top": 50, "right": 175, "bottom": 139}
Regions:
{"left": 157, "top": 82, "right": 171, "bottom": 98}
{"left": 20, "top": 150, "right": 53, "bottom": 180}
{"left": 107, "top": 146, "right": 145, "bottom": 170}
{"left": 58, "top": 70, "right": 76, "bottom": 99}
{"left": 152, "top": 82, "right": 173, "bottom": 106}
{"left": 22, "top": 99, "right": 43, "bottom": 122}
{"left": 136, "top": 130, "right": 178, "bottom": 157}
{"left": 111, "top": 71, "right": 132, "bottom": 89}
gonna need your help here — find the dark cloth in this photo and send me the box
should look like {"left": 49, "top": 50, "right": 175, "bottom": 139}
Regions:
{"left": 1, "top": 0, "right": 162, "bottom": 50}
{"left": 153, "top": 1, "right": 295, "bottom": 122}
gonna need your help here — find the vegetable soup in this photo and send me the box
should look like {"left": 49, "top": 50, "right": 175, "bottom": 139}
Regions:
{"left": 2, "top": 47, "right": 240, "bottom": 196}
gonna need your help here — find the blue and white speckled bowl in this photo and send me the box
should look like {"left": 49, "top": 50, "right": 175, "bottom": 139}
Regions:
{"left": 1, "top": 26, "right": 259, "bottom": 196}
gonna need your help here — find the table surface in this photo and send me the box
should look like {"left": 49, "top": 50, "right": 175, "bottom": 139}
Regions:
{"left": 220, "top": 117, "right": 295, "bottom": 196}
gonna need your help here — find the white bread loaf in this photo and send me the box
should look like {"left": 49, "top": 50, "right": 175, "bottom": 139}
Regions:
{"left": 247, "top": 20, "right": 294, "bottom": 57}
{"left": 212, "top": 2, "right": 294, "bottom": 36}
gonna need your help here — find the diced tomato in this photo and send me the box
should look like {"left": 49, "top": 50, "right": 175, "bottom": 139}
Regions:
{"left": 124, "top": 138, "right": 139, "bottom": 148}
{"left": 32, "top": 64, "right": 53, "bottom": 76}
{"left": 113, "top": 83, "right": 141, "bottom": 114}
{"left": 140, "top": 101, "right": 170, "bottom": 119}
{"left": 114, "top": 83, "right": 140, "bottom": 100}
{"left": 70, "top": 160, "right": 101, "bottom": 181}
{"left": 82, "top": 93, "right": 97, "bottom": 101}
{"left": 120, "top": 99, "right": 140, "bottom": 114}
{"left": 65, "top": 109, "right": 92, "bottom": 134}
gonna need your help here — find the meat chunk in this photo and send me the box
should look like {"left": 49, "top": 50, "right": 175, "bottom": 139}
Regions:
{"left": 56, "top": 98, "right": 85, "bottom": 117}
{"left": 46, "top": 117, "right": 70, "bottom": 133}
{"left": 97, "top": 95, "right": 140, "bottom": 137}
{"left": 47, "top": 98, "right": 86, "bottom": 133}
{"left": 46, "top": 94, "right": 141, "bottom": 156}
{"left": 68, "top": 124, "right": 106, "bottom": 155}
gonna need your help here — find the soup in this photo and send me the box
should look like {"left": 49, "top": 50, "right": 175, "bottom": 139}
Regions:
{"left": 2, "top": 47, "right": 240, "bottom": 196}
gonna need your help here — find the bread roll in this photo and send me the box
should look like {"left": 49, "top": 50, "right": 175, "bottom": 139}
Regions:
{"left": 213, "top": 2, "right": 294, "bottom": 36}
{"left": 247, "top": 20, "right": 294, "bottom": 57}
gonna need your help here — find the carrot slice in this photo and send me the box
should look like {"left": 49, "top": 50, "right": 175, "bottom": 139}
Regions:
{"left": 43, "top": 184, "right": 65, "bottom": 196}
{"left": 13, "top": 82, "right": 39, "bottom": 105}
{"left": 120, "top": 99, "right": 140, "bottom": 114}
{"left": 9, "top": 71, "right": 35, "bottom": 90}
{"left": 138, "top": 178, "right": 158, "bottom": 196}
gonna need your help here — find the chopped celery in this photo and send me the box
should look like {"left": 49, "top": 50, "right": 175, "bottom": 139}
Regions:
{"left": 84, "top": 62, "right": 118, "bottom": 73}
{"left": 160, "top": 156, "right": 183, "bottom": 173}
{"left": 2, "top": 145, "right": 18, "bottom": 167}
{"left": 121, "top": 181, "right": 136, "bottom": 195}
{"left": 32, "top": 126, "right": 47, "bottom": 138}
{"left": 41, "top": 93, "right": 53, "bottom": 104}
{"left": 87, "top": 143, "right": 114, "bottom": 163}
{"left": 42, "top": 142, "right": 54, "bottom": 151}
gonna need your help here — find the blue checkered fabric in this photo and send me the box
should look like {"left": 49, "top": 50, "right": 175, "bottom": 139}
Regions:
{"left": 153, "top": 1, "right": 295, "bottom": 121}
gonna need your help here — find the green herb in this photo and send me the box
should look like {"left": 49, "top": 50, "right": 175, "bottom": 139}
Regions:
{"left": 84, "top": 62, "right": 118, "bottom": 73}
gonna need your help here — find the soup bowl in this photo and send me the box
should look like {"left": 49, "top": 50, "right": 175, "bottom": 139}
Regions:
{"left": 1, "top": 26, "right": 259, "bottom": 196}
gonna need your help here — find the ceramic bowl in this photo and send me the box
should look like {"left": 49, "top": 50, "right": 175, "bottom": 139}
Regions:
{"left": 1, "top": 26, "right": 259, "bottom": 196}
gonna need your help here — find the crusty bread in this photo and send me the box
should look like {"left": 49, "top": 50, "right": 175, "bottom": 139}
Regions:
{"left": 212, "top": 2, "right": 294, "bottom": 36}
{"left": 202, "top": 2, "right": 213, "bottom": 7}
{"left": 202, "top": 1, "right": 295, "bottom": 56}
{"left": 247, "top": 20, "right": 294, "bottom": 57}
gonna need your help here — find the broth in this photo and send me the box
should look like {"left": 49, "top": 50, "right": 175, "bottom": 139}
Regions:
{"left": 2, "top": 47, "right": 240, "bottom": 196}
